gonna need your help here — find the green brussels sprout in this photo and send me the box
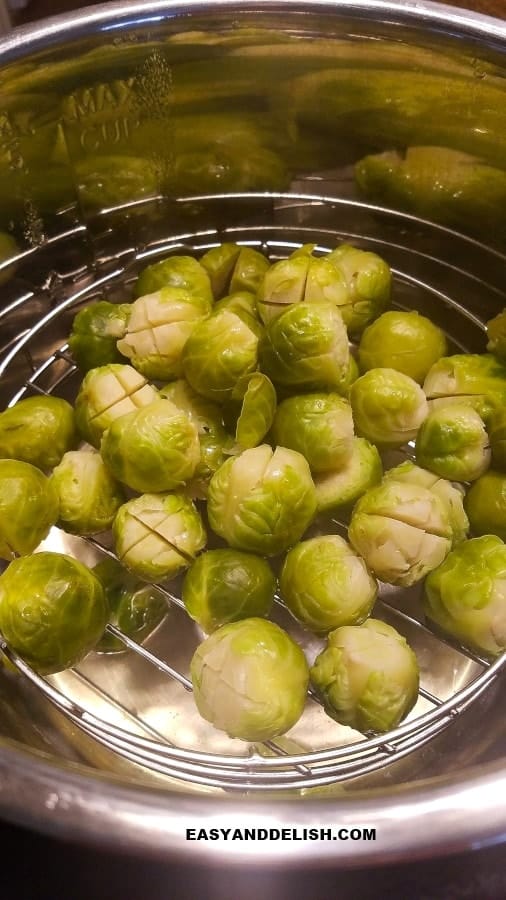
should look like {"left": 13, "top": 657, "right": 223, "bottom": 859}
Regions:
{"left": 464, "top": 471, "right": 506, "bottom": 541}
{"left": 358, "top": 311, "right": 447, "bottom": 384}
{"left": 190, "top": 618, "right": 309, "bottom": 741}
{"left": 172, "top": 144, "right": 288, "bottom": 197}
{"left": 76, "top": 154, "right": 160, "bottom": 211}
{"left": 200, "top": 244, "right": 270, "bottom": 300}
{"left": 100, "top": 398, "right": 200, "bottom": 494}
{"left": 134, "top": 255, "right": 213, "bottom": 304}
{"left": 325, "top": 244, "right": 391, "bottom": 336}
{"left": 351, "top": 368, "right": 428, "bottom": 448}
{"left": 348, "top": 478, "right": 453, "bottom": 586}
{"left": 214, "top": 290, "right": 259, "bottom": 322}
{"left": 0, "top": 396, "right": 77, "bottom": 469}
{"left": 314, "top": 437, "right": 383, "bottom": 514}
{"left": 0, "top": 460, "right": 59, "bottom": 560}
{"left": 486, "top": 310, "right": 506, "bottom": 363}
{"left": 113, "top": 492, "right": 206, "bottom": 582}
{"left": 68, "top": 301, "right": 132, "bottom": 372}
{"left": 0, "top": 231, "right": 18, "bottom": 286}
{"left": 424, "top": 535, "right": 506, "bottom": 657}
{"left": 207, "top": 444, "right": 317, "bottom": 556}
{"left": 0, "top": 552, "right": 109, "bottom": 674}
{"left": 182, "top": 549, "right": 276, "bottom": 633}
{"left": 74, "top": 364, "right": 158, "bottom": 448}
{"left": 310, "top": 619, "right": 419, "bottom": 733}
{"left": 259, "top": 302, "right": 350, "bottom": 393}
{"left": 271, "top": 393, "right": 354, "bottom": 473}
{"left": 93, "top": 558, "right": 166, "bottom": 653}
{"left": 488, "top": 408, "right": 506, "bottom": 470}
{"left": 280, "top": 535, "right": 377, "bottom": 635}
{"left": 382, "top": 461, "right": 469, "bottom": 546}
{"left": 117, "top": 287, "right": 212, "bottom": 381}
{"left": 159, "top": 378, "right": 223, "bottom": 432}
{"left": 232, "top": 372, "right": 277, "bottom": 450}
{"left": 256, "top": 255, "right": 311, "bottom": 324}
{"left": 50, "top": 449, "right": 125, "bottom": 535}
{"left": 415, "top": 404, "right": 490, "bottom": 482}
{"left": 182, "top": 308, "right": 260, "bottom": 402}
{"left": 423, "top": 354, "right": 506, "bottom": 423}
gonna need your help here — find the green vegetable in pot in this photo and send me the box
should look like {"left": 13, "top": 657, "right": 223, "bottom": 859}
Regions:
{"left": 94, "top": 558, "right": 167, "bottom": 653}
{"left": 190, "top": 618, "right": 309, "bottom": 741}
{"left": 271, "top": 392, "right": 354, "bottom": 473}
{"left": 200, "top": 244, "right": 270, "bottom": 300}
{"left": 310, "top": 619, "right": 419, "bottom": 733}
{"left": 0, "top": 460, "right": 59, "bottom": 559}
{"left": 134, "top": 255, "right": 213, "bottom": 304}
{"left": 207, "top": 444, "right": 316, "bottom": 556}
{"left": 76, "top": 154, "right": 160, "bottom": 211}
{"left": 182, "top": 549, "right": 276, "bottom": 634}
{"left": 0, "top": 552, "right": 108, "bottom": 674}
{"left": 382, "top": 461, "right": 468, "bottom": 547}
{"left": 232, "top": 372, "right": 277, "bottom": 450}
{"left": 464, "top": 470, "right": 506, "bottom": 541}
{"left": 423, "top": 353, "right": 506, "bottom": 423}
{"left": 68, "top": 301, "right": 131, "bottom": 372}
{"left": 280, "top": 535, "right": 377, "bottom": 635}
{"left": 51, "top": 449, "right": 125, "bottom": 535}
{"left": 325, "top": 243, "right": 391, "bottom": 336}
{"left": 415, "top": 404, "right": 490, "bottom": 482}
{"left": 182, "top": 308, "right": 261, "bottom": 402}
{"left": 313, "top": 437, "right": 383, "bottom": 514}
{"left": 358, "top": 311, "right": 447, "bottom": 384}
{"left": 424, "top": 535, "right": 506, "bottom": 658}
{"left": 74, "top": 364, "right": 158, "bottom": 448}
{"left": 0, "top": 396, "right": 77, "bottom": 469}
{"left": 350, "top": 368, "right": 428, "bottom": 448}
{"left": 214, "top": 290, "right": 259, "bottom": 322}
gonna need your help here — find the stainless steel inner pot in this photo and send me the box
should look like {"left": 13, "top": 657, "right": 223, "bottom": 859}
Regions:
{"left": 0, "top": 0, "right": 505, "bottom": 868}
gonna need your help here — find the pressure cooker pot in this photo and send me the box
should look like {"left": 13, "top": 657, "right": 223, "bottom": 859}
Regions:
{"left": 0, "top": 0, "right": 504, "bottom": 869}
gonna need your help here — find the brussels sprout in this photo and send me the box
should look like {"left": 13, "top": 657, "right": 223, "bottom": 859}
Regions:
{"left": 488, "top": 408, "right": 506, "bottom": 470}
{"left": 310, "top": 619, "right": 419, "bottom": 733}
{"left": 415, "top": 404, "right": 490, "bottom": 482}
{"left": 117, "top": 287, "right": 212, "bottom": 381}
{"left": 68, "top": 301, "right": 131, "bottom": 372}
{"left": 351, "top": 368, "right": 428, "bottom": 448}
{"left": 76, "top": 154, "right": 160, "bottom": 211}
{"left": 74, "top": 364, "right": 158, "bottom": 448}
{"left": 207, "top": 444, "right": 316, "bottom": 556}
{"left": 0, "top": 552, "right": 108, "bottom": 674}
{"left": 51, "top": 449, "right": 125, "bottom": 535}
{"left": 182, "top": 308, "right": 260, "bottom": 402}
{"left": 358, "top": 311, "right": 447, "bottom": 384}
{"left": 348, "top": 478, "right": 453, "bottom": 586}
{"left": 214, "top": 290, "right": 259, "bottom": 322}
{"left": 314, "top": 437, "right": 383, "bottom": 514}
{"left": 159, "top": 378, "right": 223, "bottom": 432}
{"left": 113, "top": 492, "right": 206, "bottom": 582}
{"left": 100, "top": 399, "right": 200, "bottom": 494}
{"left": 200, "top": 243, "right": 269, "bottom": 300}
{"left": 325, "top": 244, "right": 391, "bottom": 336}
{"left": 271, "top": 393, "right": 353, "bottom": 473}
{"left": 233, "top": 373, "right": 277, "bottom": 450}
{"left": 172, "top": 143, "right": 288, "bottom": 196}
{"left": 0, "top": 231, "right": 18, "bottom": 286}
{"left": 256, "top": 255, "right": 310, "bottom": 324}
{"left": 464, "top": 471, "right": 506, "bottom": 541}
{"left": 259, "top": 302, "right": 350, "bottom": 393}
{"left": 280, "top": 535, "right": 377, "bottom": 635}
{"left": 94, "top": 558, "right": 166, "bottom": 653}
{"left": 0, "top": 460, "right": 59, "bottom": 560}
{"left": 382, "top": 461, "right": 469, "bottom": 546}
{"left": 486, "top": 309, "right": 506, "bottom": 363}
{"left": 423, "top": 354, "right": 506, "bottom": 423}
{"left": 134, "top": 255, "right": 213, "bottom": 304}
{"left": 0, "top": 396, "right": 77, "bottom": 469}
{"left": 182, "top": 549, "right": 276, "bottom": 633}
{"left": 424, "top": 535, "right": 506, "bottom": 657}
{"left": 190, "top": 618, "right": 309, "bottom": 741}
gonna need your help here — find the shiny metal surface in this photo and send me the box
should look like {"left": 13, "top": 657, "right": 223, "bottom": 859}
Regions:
{"left": 0, "top": 0, "right": 504, "bottom": 864}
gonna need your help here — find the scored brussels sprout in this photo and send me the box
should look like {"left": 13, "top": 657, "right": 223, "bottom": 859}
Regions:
{"left": 0, "top": 552, "right": 109, "bottom": 674}
{"left": 271, "top": 393, "right": 354, "bottom": 473}
{"left": 50, "top": 449, "right": 125, "bottom": 535}
{"left": 415, "top": 404, "right": 490, "bottom": 482}
{"left": 423, "top": 354, "right": 506, "bottom": 423}
{"left": 100, "top": 398, "right": 200, "bottom": 493}
{"left": 256, "top": 254, "right": 311, "bottom": 324}
{"left": 351, "top": 368, "right": 428, "bottom": 448}
{"left": 486, "top": 309, "right": 506, "bottom": 363}
{"left": 382, "top": 461, "right": 468, "bottom": 546}
{"left": 76, "top": 154, "right": 160, "bottom": 211}
{"left": 488, "top": 407, "right": 506, "bottom": 471}
{"left": 310, "top": 619, "right": 419, "bottom": 733}
{"left": 113, "top": 492, "right": 206, "bottom": 583}
{"left": 280, "top": 535, "right": 377, "bottom": 635}
{"left": 75, "top": 364, "right": 158, "bottom": 448}
{"left": 232, "top": 372, "right": 277, "bottom": 450}
{"left": 134, "top": 255, "right": 213, "bottom": 304}
{"left": 68, "top": 301, "right": 131, "bottom": 372}
{"left": 424, "top": 535, "right": 506, "bottom": 657}
{"left": 259, "top": 302, "right": 350, "bottom": 393}
{"left": 358, "top": 311, "right": 447, "bottom": 384}
{"left": 116, "top": 287, "right": 212, "bottom": 381}
{"left": 0, "top": 460, "right": 59, "bottom": 560}
{"left": 0, "top": 395, "right": 77, "bottom": 470}
{"left": 207, "top": 444, "right": 317, "bottom": 556}
{"left": 348, "top": 477, "right": 454, "bottom": 586}
{"left": 94, "top": 558, "right": 167, "bottom": 654}
{"left": 200, "top": 243, "right": 270, "bottom": 300}
{"left": 182, "top": 308, "right": 260, "bottom": 402}
{"left": 182, "top": 549, "right": 276, "bottom": 634}
{"left": 464, "top": 470, "right": 506, "bottom": 541}
{"left": 325, "top": 244, "right": 392, "bottom": 336}
{"left": 313, "top": 437, "right": 383, "bottom": 515}
{"left": 190, "top": 618, "right": 309, "bottom": 741}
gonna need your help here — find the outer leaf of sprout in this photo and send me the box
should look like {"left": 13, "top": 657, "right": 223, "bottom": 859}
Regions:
{"left": 314, "top": 437, "right": 382, "bottom": 514}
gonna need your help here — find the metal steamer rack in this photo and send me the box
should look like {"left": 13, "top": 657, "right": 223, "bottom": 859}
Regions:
{"left": 0, "top": 191, "right": 505, "bottom": 793}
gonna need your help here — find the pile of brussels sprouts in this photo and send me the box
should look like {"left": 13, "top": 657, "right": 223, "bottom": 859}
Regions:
{"left": 0, "top": 240, "right": 505, "bottom": 746}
